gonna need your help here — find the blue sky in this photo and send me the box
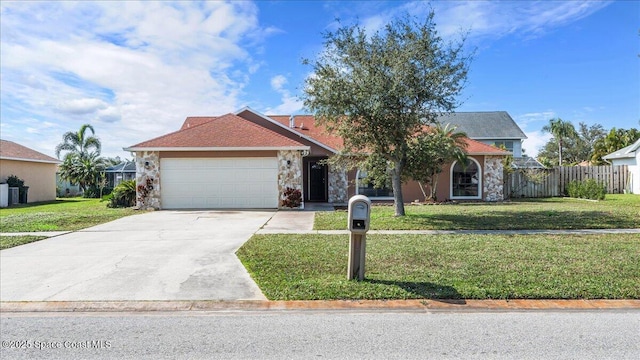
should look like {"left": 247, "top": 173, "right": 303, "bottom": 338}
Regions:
{"left": 1, "top": 1, "right": 638, "bottom": 159}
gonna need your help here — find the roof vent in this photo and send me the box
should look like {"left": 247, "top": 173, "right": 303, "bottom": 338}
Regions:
{"left": 300, "top": 122, "right": 307, "bottom": 130}
{"left": 289, "top": 115, "right": 295, "bottom": 128}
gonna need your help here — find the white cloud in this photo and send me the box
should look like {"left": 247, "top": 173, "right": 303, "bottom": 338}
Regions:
{"left": 522, "top": 130, "right": 552, "bottom": 158}
{"left": 266, "top": 74, "right": 303, "bottom": 115}
{"left": 57, "top": 98, "right": 108, "bottom": 115}
{"left": 431, "top": 1, "right": 610, "bottom": 40}
{"left": 0, "top": 1, "right": 268, "bottom": 158}
{"left": 96, "top": 106, "right": 121, "bottom": 123}
{"left": 270, "top": 75, "right": 287, "bottom": 91}
{"left": 515, "top": 111, "right": 557, "bottom": 157}
{"left": 351, "top": 1, "right": 609, "bottom": 42}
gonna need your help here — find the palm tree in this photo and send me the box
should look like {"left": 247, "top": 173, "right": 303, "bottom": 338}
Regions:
{"left": 542, "top": 118, "right": 578, "bottom": 166}
{"left": 55, "top": 124, "right": 102, "bottom": 160}
{"left": 55, "top": 124, "right": 104, "bottom": 193}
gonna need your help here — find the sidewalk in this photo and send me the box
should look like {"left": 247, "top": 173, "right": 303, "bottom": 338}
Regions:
{"left": 257, "top": 211, "right": 640, "bottom": 235}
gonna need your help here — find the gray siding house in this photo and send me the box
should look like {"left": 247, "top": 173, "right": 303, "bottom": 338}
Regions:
{"left": 438, "top": 111, "right": 527, "bottom": 158}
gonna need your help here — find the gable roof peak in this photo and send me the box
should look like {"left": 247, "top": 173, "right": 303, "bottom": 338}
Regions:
{"left": 126, "top": 112, "right": 308, "bottom": 151}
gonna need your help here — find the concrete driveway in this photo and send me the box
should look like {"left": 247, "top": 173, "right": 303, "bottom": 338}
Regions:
{"left": 0, "top": 211, "right": 275, "bottom": 301}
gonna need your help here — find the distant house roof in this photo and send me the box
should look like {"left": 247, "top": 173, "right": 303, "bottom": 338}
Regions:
{"left": 603, "top": 138, "right": 640, "bottom": 160}
{"left": 437, "top": 112, "right": 527, "bottom": 140}
{"left": 512, "top": 156, "right": 545, "bottom": 169}
{"left": 125, "top": 113, "right": 309, "bottom": 151}
{"left": 0, "top": 139, "right": 60, "bottom": 164}
{"left": 105, "top": 161, "right": 136, "bottom": 173}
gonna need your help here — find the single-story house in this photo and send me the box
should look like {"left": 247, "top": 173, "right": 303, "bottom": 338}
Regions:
{"left": 603, "top": 138, "right": 640, "bottom": 194}
{"left": 125, "top": 108, "right": 509, "bottom": 210}
{"left": 105, "top": 161, "right": 136, "bottom": 188}
{"left": 0, "top": 139, "right": 60, "bottom": 203}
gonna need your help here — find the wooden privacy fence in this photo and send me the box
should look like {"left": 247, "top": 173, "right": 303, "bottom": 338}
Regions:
{"left": 505, "top": 165, "right": 629, "bottom": 198}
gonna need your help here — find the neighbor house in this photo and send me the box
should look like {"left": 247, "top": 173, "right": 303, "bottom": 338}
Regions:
{"left": 603, "top": 138, "right": 640, "bottom": 194}
{"left": 438, "top": 111, "right": 527, "bottom": 157}
{"left": 0, "top": 139, "right": 60, "bottom": 203}
{"left": 125, "top": 108, "right": 510, "bottom": 210}
{"left": 105, "top": 161, "right": 136, "bottom": 187}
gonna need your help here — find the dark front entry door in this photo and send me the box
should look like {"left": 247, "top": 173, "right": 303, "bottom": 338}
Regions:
{"left": 308, "top": 160, "right": 327, "bottom": 201}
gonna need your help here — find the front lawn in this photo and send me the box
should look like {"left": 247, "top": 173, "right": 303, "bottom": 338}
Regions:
{"left": 237, "top": 233, "right": 640, "bottom": 300}
{"left": 0, "top": 198, "right": 138, "bottom": 232}
{"left": 315, "top": 195, "right": 640, "bottom": 230}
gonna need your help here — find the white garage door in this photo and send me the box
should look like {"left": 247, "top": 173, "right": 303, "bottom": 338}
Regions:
{"left": 160, "top": 158, "right": 278, "bottom": 209}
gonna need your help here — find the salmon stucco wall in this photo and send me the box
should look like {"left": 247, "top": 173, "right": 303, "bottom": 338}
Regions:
{"left": 0, "top": 159, "right": 57, "bottom": 203}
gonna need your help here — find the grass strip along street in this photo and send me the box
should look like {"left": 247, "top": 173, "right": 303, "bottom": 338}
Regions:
{"left": 314, "top": 195, "right": 640, "bottom": 230}
{"left": 238, "top": 233, "right": 640, "bottom": 300}
{"left": 0, "top": 235, "right": 48, "bottom": 250}
{"left": 0, "top": 198, "right": 137, "bottom": 233}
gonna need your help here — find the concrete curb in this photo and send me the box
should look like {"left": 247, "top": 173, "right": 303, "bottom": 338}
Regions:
{"left": 2, "top": 300, "right": 639, "bottom": 313}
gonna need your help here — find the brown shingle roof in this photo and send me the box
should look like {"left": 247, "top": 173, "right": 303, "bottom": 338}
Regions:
{"left": 269, "top": 115, "right": 344, "bottom": 151}
{"left": 180, "top": 116, "right": 218, "bottom": 130}
{"left": 269, "top": 115, "right": 508, "bottom": 156}
{"left": 0, "top": 140, "right": 60, "bottom": 163}
{"left": 127, "top": 113, "right": 307, "bottom": 149}
{"left": 463, "top": 138, "right": 511, "bottom": 155}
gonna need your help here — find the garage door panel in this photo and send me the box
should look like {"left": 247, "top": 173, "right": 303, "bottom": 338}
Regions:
{"left": 160, "top": 158, "right": 278, "bottom": 209}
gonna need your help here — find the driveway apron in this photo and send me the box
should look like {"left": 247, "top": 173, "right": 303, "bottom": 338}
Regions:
{"left": 0, "top": 211, "right": 274, "bottom": 301}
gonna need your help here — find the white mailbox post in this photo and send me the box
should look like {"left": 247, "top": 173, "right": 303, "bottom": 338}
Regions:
{"left": 347, "top": 195, "right": 371, "bottom": 281}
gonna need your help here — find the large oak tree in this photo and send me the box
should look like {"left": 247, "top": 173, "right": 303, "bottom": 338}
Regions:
{"left": 302, "top": 12, "right": 471, "bottom": 216}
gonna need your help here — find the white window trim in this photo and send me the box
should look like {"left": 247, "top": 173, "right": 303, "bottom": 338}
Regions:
{"left": 450, "top": 158, "right": 482, "bottom": 200}
{"left": 355, "top": 169, "right": 394, "bottom": 200}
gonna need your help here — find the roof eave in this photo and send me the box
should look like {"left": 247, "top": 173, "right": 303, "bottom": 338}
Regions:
{"left": 124, "top": 146, "right": 311, "bottom": 152}
{"left": 603, "top": 154, "right": 633, "bottom": 160}
{"left": 468, "top": 136, "right": 528, "bottom": 140}
{"left": 468, "top": 152, "right": 510, "bottom": 156}
{"left": 0, "top": 156, "right": 61, "bottom": 164}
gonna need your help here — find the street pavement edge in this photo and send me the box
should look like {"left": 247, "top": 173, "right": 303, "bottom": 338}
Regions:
{"left": 1, "top": 299, "right": 639, "bottom": 313}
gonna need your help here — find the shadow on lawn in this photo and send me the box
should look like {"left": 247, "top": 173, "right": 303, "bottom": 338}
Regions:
{"left": 366, "top": 279, "right": 464, "bottom": 301}
{"left": 403, "top": 210, "right": 639, "bottom": 229}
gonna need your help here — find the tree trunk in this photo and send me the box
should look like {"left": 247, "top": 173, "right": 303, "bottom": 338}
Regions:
{"left": 391, "top": 161, "right": 405, "bottom": 216}
{"left": 418, "top": 181, "right": 428, "bottom": 202}
{"left": 430, "top": 175, "right": 439, "bottom": 201}
{"left": 558, "top": 138, "right": 563, "bottom": 166}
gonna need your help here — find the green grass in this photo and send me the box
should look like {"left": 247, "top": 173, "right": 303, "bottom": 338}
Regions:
{"left": 315, "top": 195, "right": 640, "bottom": 230}
{"left": 0, "top": 198, "right": 138, "bottom": 232}
{"left": 0, "top": 235, "right": 48, "bottom": 250}
{"left": 237, "top": 233, "right": 640, "bottom": 300}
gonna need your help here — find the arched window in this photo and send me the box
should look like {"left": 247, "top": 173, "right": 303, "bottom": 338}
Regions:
{"left": 450, "top": 158, "right": 481, "bottom": 199}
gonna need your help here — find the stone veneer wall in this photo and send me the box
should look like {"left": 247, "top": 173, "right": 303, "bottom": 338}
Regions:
{"left": 483, "top": 155, "right": 504, "bottom": 202}
{"left": 135, "top": 151, "right": 161, "bottom": 210}
{"left": 328, "top": 166, "right": 348, "bottom": 204}
{"left": 277, "top": 150, "right": 303, "bottom": 209}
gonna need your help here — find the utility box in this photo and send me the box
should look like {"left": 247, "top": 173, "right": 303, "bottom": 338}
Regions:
{"left": 8, "top": 187, "right": 19, "bottom": 206}
{"left": 0, "top": 184, "right": 8, "bottom": 208}
{"left": 348, "top": 195, "right": 371, "bottom": 234}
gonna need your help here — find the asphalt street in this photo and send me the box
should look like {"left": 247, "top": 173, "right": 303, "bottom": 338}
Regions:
{"left": 2, "top": 310, "right": 639, "bottom": 359}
